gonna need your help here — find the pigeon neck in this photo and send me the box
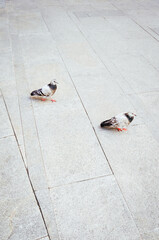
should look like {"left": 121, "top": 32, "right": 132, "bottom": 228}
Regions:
{"left": 48, "top": 84, "right": 57, "bottom": 90}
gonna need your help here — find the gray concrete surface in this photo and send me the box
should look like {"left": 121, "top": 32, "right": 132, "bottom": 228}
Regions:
{"left": 0, "top": 0, "right": 159, "bottom": 239}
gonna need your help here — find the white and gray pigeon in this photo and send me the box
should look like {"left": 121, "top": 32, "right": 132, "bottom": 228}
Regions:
{"left": 30, "top": 80, "right": 58, "bottom": 102}
{"left": 100, "top": 112, "right": 136, "bottom": 131}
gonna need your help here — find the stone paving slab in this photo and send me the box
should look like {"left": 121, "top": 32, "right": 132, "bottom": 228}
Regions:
{"left": 128, "top": 93, "right": 159, "bottom": 143}
{"left": 1, "top": 1, "right": 159, "bottom": 240}
{"left": 10, "top": 11, "right": 48, "bottom": 35}
{"left": 11, "top": 0, "right": 37, "bottom": 11}
{"left": 36, "top": 237, "right": 49, "bottom": 240}
{"left": 41, "top": 3, "right": 159, "bottom": 239}
{"left": 138, "top": 92, "right": 159, "bottom": 119}
{"left": 0, "top": 135, "right": 47, "bottom": 240}
{"left": 42, "top": 7, "right": 106, "bottom": 76}
{"left": 10, "top": 33, "right": 48, "bottom": 190}
{"left": 71, "top": 74, "right": 141, "bottom": 127}
{"left": 50, "top": 176, "right": 140, "bottom": 240}
{"left": 0, "top": 95, "right": 13, "bottom": 139}
{"left": 97, "top": 124, "right": 159, "bottom": 239}
{"left": 69, "top": 13, "right": 159, "bottom": 93}
{"left": 20, "top": 33, "right": 59, "bottom": 65}
{"left": 0, "top": 51, "right": 26, "bottom": 164}
{"left": 36, "top": 189, "right": 59, "bottom": 240}
{"left": 17, "top": 12, "right": 112, "bottom": 187}
{"left": 28, "top": 67, "right": 111, "bottom": 187}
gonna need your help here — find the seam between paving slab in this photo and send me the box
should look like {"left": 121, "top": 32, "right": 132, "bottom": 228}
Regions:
{"left": 41, "top": 13, "right": 114, "bottom": 176}
{"left": 48, "top": 173, "right": 113, "bottom": 190}
{"left": 110, "top": 59, "right": 159, "bottom": 143}
{"left": 12, "top": 29, "right": 60, "bottom": 239}
{"left": 6, "top": 9, "right": 27, "bottom": 162}
{"left": 67, "top": 6, "right": 159, "bottom": 144}
{"left": 0, "top": 133, "right": 14, "bottom": 140}
{"left": 66, "top": 9, "right": 151, "bottom": 239}
{"left": 61, "top": 63, "right": 115, "bottom": 175}
{"left": 44, "top": 8, "right": 143, "bottom": 238}
{"left": 35, "top": 235, "right": 49, "bottom": 240}
{"left": 66, "top": 10, "right": 132, "bottom": 97}
{"left": 1, "top": 91, "right": 51, "bottom": 240}
{"left": 111, "top": 3, "right": 159, "bottom": 43}
{"left": 16, "top": 26, "right": 60, "bottom": 238}
{"left": 7, "top": 29, "right": 53, "bottom": 239}
{"left": 65, "top": 11, "right": 143, "bottom": 238}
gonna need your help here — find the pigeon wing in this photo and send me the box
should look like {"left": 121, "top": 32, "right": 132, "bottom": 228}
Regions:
{"left": 40, "top": 85, "right": 52, "bottom": 96}
{"left": 101, "top": 117, "right": 118, "bottom": 128}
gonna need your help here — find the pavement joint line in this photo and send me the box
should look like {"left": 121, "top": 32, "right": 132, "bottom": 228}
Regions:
{"left": 29, "top": 96, "right": 50, "bottom": 187}
{"left": 141, "top": 54, "right": 159, "bottom": 73}
{"left": 127, "top": 89, "right": 159, "bottom": 95}
{"left": 8, "top": 33, "right": 52, "bottom": 240}
{"left": 1, "top": 90, "right": 51, "bottom": 240}
{"left": 112, "top": 2, "right": 159, "bottom": 43}
{"left": 42, "top": 12, "right": 115, "bottom": 176}
{"left": 41, "top": 7, "right": 116, "bottom": 176}
{"left": 0, "top": 134, "right": 14, "bottom": 140}
{"left": 63, "top": 9, "right": 143, "bottom": 239}
{"left": 23, "top": 43, "right": 59, "bottom": 240}
{"left": 67, "top": 10, "right": 133, "bottom": 98}
{"left": 47, "top": 173, "right": 113, "bottom": 190}
{"left": 29, "top": 102, "right": 59, "bottom": 240}
{"left": 110, "top": 58, "right": 159, "bottom": 143}
{"left": 7, "top": 10, "right": 27, "bottom": 163}
{"left": 19, "top": 16, "right": 60, "bottom": 239}
{"left": 10, "top": 35, "right": 28, "bottom": 169}
{"left": 67, "top": 9, "right": 112, "bottom": 75}
{"left": 0, "top": 90, "right": 23, "bottom": 157}
{"left": 131, "top": 19, "right": 159, "bottom": 43}
{"left": 35, "top": 235, "right": 49, "bottom": 240}
{"left": 148, "top": 27, "right": 159, "bottom": 35}
{"left": 11, "top": 32, "right": 50, "bottom": 189}
{"left": 59, "top": 55, "right": 115, "bottom": 175}
{"left": 40, "top": 8, "right": 115, "bottom": 174}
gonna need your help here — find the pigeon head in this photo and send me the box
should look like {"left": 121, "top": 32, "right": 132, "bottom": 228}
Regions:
{"left": 50, "top": 80, "right": 58, "bottom": 85}
{"left": 127, "top": 112, "right": 136, "bottom": 117}
{"left": 125, "top": 112, "right": 136, "bottom": 122}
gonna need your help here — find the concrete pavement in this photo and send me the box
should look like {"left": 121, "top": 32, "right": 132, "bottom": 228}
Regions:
{"left": 0, "top": 0, "right": 159, "bottom": 239}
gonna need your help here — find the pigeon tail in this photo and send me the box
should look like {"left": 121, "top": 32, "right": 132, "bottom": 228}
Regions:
{"left": 100, "top": 119, "right": 112, "bottom": 128}
{"left": 30, "top": 91, "right": 37, "bottom": 96}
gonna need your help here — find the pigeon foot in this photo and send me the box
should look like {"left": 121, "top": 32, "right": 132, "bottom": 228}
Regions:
{"left": 41, "top": 98, "right": 46, "bottom": 101}
{"left": 117, "top": 128, "right": 122, "bottom": 131}
{"left": 123, "top": 128, "right": 127, "bottom": 131}
{"left": 51, "top": 99, "right": 56, "bottom": 102}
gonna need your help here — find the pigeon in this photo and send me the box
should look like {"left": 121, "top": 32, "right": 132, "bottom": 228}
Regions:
{"left": 100, "top": 112, "right": 136, "bottom": 131}
{"left": 30, "top": 80, "right": 58, "bottom": 102}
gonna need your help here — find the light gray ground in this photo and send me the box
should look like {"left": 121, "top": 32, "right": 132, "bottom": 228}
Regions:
{"left": 0, "top": 0, "right": 159, "bottom": 239}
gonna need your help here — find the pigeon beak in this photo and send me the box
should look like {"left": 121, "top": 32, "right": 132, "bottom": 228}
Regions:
{"left": 54, "top": 81, "right": 59, "bottom": 84}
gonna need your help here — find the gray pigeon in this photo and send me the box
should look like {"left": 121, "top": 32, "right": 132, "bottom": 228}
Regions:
{"left": 30, "top": 80, "right": 58, "bottom": 102}
{"left": 100, "top": 112, "right": 136, "bottom": 131}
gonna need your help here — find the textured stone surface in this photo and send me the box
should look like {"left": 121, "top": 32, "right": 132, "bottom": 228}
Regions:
{"left": 50, "top": 176, "right": 140, "bottom": 240}
{"left": 36, "top": 189, "right": 59, "bottom": 240}
{"left": 97, "top": 125, "right": 159, "bottom": 239}
{"left": 30, "top": 69, "right": 111, "bottom": 187}
{"left": 10, "top": 11, "right": 48, "bottom": 35}
{"left": 0, "top": 95, "right": 13, "bottom": 139}
{"left": 0, "top": 136, "right": 47, "bottom": 240}
{"left": 10, "top": 33, "right": 48, "bottom": 190}
{"left": 1, "top": 0, "right": 159, "bottom": 239}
